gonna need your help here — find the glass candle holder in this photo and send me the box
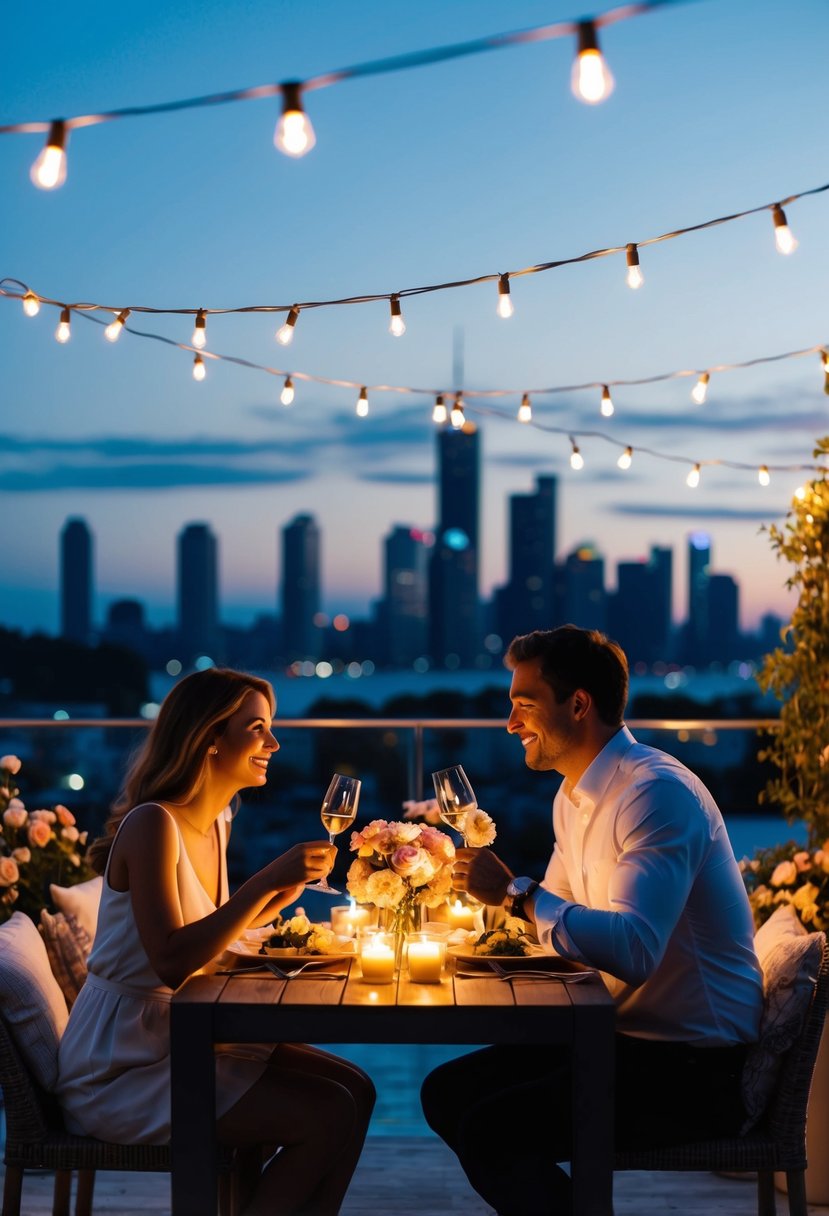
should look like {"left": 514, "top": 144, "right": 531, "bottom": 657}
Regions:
{"left": 330, "top": 901, "right": 377, "bottom": 938}
{"left": 446, "top": 894, "right": 481, "bottom": 932}
{"left": 405, "top": 931, "right": 446, "bottom": 983}
{"left": 357, "top": 928, "right": 396, "bottom": 984}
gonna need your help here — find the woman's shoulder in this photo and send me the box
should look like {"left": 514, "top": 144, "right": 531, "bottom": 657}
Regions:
{"left": 116, "top": 802, "right": 180, "bottom": 846}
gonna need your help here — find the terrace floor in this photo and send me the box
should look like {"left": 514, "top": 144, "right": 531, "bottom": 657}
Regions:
{"left": 3, "top": 1141, "right": 829, "bottom": 1215}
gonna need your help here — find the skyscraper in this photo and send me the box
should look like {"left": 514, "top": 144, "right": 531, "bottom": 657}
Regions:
{"left": 281, "top": 513, "right": 321, "bottom": 659}
{"left": 685, "top": 530, "right": 712, "bottom": 663}
{"left": 498, "top": 474, "right": 557, "bottom": 640}
{"left": 609, "top": 545, "right": 673, "bottom": 665}
{"left": 177, "top": 522, "right": 220, "bottom": 662}
{"left": 429, "top": 423, "right": 480, "bottom": 667}
{"left": 381, "top": 526, "right": 430, "bottom": 667}
{"left": 559, "top": 542, "right": 607, "bottom": 632}
{"left": 60, "top": 517, "right": 93, "bottom": 645}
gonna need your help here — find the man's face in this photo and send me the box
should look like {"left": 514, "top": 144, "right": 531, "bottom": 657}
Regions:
{"left": 507, "top": 659, "right": 578, "bottom": 774}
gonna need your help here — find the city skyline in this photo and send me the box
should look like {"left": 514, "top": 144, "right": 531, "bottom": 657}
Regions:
{"left": 2, "top": 0, "right": 826, "bottom": 638}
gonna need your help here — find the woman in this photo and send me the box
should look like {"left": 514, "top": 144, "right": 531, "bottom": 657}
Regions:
{"left": 58, "top": 667, "right": 375, "bottom": 1216}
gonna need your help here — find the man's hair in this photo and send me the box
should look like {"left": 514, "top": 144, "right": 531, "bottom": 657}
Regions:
{"left": 505, "top": 624, "right": 628, "bottom": 727}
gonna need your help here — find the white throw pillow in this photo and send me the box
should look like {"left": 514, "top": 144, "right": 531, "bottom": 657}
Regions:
{"left": 0, "top": 911, "right": 69, "bottom": 1090}
{"left": 50, "top": 874, "right": 103, "bottom": 943}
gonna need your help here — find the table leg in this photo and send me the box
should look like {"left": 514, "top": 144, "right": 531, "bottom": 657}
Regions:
{"left": 171, "top": 1000, "right": 218, "bottom": 1215}
{"left": 570, "top": 1007, "right": 615, "bottom": 1215}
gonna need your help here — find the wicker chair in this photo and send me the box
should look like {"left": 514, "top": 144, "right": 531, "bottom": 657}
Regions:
{"left": 0, "top": 1008, "right": 239, "bottom": 1216}
{"left": 614, "top": 933, "right": 829, "bottom": 1216}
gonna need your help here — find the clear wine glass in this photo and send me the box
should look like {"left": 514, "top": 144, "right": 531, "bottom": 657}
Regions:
{"left": 305, "top": 773, "right": 361, "bottom": 895}
{"left": 431, "top": 765, "right": 476, "bottom": 848}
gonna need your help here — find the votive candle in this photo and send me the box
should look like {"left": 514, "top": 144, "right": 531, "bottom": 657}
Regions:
{"left": 406, "top": 935, "right": 444, "bottom": 983}
{"left": 359, "top": 932, "right": 395, "bottom": 984}
{"left": 447, "top": 898, "right": 476, "bottom": 931}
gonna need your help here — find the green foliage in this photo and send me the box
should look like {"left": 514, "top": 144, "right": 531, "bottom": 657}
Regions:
{"left": 756, "top": 437, "right": 829, "bottom": 842}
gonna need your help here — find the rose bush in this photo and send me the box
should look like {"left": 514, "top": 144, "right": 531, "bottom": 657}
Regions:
{"left": 740, "top": 839, "right": 829, "bottom": 931}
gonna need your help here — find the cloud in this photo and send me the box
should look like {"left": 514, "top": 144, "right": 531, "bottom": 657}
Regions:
{"left": 610, "top": 502, "right": 788, "bottom": 521}
{"left": 358, "top": 469, "right": 434, "bottom": 485}
{"left": 0, "top": 463, "right": 310, "bottom": 492}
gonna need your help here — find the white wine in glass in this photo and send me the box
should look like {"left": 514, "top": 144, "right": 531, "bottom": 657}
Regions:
{"left": 431, "top": 765, "right": 477, "bottom": 847}
{"left": 306, "top": 773, "right": 361, "bottom": 895}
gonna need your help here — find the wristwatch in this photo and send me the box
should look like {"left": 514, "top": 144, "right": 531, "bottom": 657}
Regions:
{"left": 506, "top": 877, "right": 540, "bottom": 920}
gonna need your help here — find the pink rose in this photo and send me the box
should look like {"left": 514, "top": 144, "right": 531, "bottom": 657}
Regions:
{"left": 770, "top": 859, "right": 798, "bottom": 887}
{"left": 390, "top": 844, "right": 426, "bottom": 878}
{"left": 11, "top": 847, "right": 30, "bottom": 864}
{"left": 0, "top": 756, "right": 22, "bottom": 775}
{"left": 3, "top": 807, "right": 28, "bottom": 829}
{"left": 61, "top": 825, "right": 80, "bottom": 843}
{"left": 0, "top": 857, "right": 20, "bottom": 886}
{"left": 55, "top": 804, "right": 76, "bottom": 826}
{"left": 28, "top": 820, "right": 52, "bottom": 848}
{"left": 794, "top": 851, "right": 812, "bottom": 872}
{"left": 30, "top": 809, "right": 56, "bottom": 823}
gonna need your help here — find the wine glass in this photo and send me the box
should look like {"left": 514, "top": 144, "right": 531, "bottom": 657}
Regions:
{"left": 305, "top": 773, "right": 361, "bottom": 895}
{"left": 431, "top": 765, "right": 477, "bottom": 847}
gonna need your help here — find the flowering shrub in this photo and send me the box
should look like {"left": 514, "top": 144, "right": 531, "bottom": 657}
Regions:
{"left": 740, "top": 839, "right": 829, "bottom": 931}
{"left": 0, "top": 755, "right": 95, "bottom": 924}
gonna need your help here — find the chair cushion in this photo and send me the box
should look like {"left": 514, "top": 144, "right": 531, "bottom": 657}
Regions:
{"left": 0, "top": 911, "right": 69, "bottom": 1090}
{"left": 39, "top": 909, "right": 91, "bottom": 1009}
{"left": 741, "top": 904, "right": 823, "bottom": 1131}
{"left": 50, "top": 874, "right": 102, "bottom": 943}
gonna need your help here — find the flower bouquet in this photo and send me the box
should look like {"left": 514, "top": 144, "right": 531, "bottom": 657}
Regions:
{"left": 0, "top": 755, "right": 95, "bottom": 924}
{"left": 740, "top": 839, "right": 829, "bottom": 931}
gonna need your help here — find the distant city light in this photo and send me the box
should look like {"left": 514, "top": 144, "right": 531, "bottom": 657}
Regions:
{"left": 313, "top": 612, "right": 330, "bottom": 628}
{"left": 413, "top": 657, "right": 429, "bottom": 673}
{"left": 53, "top": 709, "right": 70, "bottom": 721}
{"left": 360, "top": 660, "right": 375, "bottom": 676}
{"left": 346, "top": 662, "right": 362, "bottom": 678}
{"left": 166, "top": 659, "right": 183, "bottom": 676}
{"left": 443, "top": 528, "right": 469, "bottom": 551}
{"left": 484, "top": 634, "right": 502, "bottom": 653}
{"left": 66, "top": 773, "right": 84, "bottom": 791}
{"left": 315, "top": 661, "right": 333, "bottom": 678}
{"left": 195, "top": 655, "right": 214, "bottom": 670}
{"left": 332, "top": 614, "right": 350, "bottom": 632}
{"left": 140, "top": 702, "right": 160, "bottom": 719}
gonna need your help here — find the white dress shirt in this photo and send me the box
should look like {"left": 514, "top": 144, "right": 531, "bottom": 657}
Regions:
{"left": 532, "top": 725, "right": 763, "bottom": 1045}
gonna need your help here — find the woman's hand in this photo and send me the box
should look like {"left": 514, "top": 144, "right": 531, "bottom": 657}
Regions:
{"left": 259, "top": 840, "right": 336, "bottom": 894}
{"left": 453, "top": 846, "right": 514, "bottom": 906}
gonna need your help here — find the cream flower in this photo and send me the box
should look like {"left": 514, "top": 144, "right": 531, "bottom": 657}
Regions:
{"left": 364, "top": 868, "right": 407, "bottom": 909}
{"left": 770, "top": 859, "right": 798, "bottom": 887}
{"left": 3, "top": 807, "right": 27, "bottom": 829}
{"left": 11, "top": 847, "right": 30, "bottom": 864}
{"left": 419, "top": 826, "right": 456, "bottom": 864}
{"left": 345, "top": 857, "right": 375, "bottom": 903}
{"left": 350, "top": 819, "right": 390, "bottom": 857}
{"left": 463, "top": 808, "right": 497, "bottom": 848}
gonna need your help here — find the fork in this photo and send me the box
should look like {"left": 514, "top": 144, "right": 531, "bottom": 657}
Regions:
{"left": 218, "top": 960, "right": 343, "bottom": 979}
{"left": 456, "top": 964, "right": 596, "bottom": 983}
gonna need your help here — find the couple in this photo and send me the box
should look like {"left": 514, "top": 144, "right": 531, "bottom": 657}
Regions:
{"left": 57, "top": 625, "right": 762, "bottom": 1215}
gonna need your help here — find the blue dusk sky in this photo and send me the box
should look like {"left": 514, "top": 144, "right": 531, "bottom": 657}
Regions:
{"left": 1, "top": 0, "right": 827, "bottom": 636}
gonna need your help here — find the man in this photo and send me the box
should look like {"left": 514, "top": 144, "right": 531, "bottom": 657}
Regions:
{"left": 421, "top": 625, "right": 762, "bottom": 1216}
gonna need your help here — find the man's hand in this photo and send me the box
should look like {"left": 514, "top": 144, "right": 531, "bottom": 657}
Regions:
{"left": 452, "top": 847, "right": 514, "bottom": 906}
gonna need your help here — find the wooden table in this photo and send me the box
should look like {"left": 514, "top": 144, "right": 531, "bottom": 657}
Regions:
{"left": 170, "top": 957, "right": 615, "bottom": 1215}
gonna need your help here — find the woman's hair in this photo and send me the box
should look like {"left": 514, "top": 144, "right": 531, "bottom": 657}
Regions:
{"left": 87, "top": 667, "right": 275, "bottom": 874}
{"left": 505, "top": 624, "right": 629, "bottom": 727}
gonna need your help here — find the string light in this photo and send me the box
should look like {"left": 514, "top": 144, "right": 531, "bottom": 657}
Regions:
{"left": 356, "top": 385, "right": 369, "bottom": 416}
{"left": 432, "top": 394, "right": 447, "bottom": 423}
{"left": 571, "top": 20, "right": 614, "bottom": 104}
{"left": 276, "top": 306, "right": 300, "bottom": 346}
{"left": 192, "top": 353, "right": 206, "bottom": 381}
{"left": 686, "top": 463, "right": 701, "bottom": 488}
{"left": 600, "top": 384, "right": 614, "bottom": 417}
{"left": 518, "top": 393, "right": 532, "bottom": 423}
{"left": 104, "top": 309, "right": 130, "bottom": 342}
{"left": 758, "top": 464, "right": 771, "bottom": 487}
{"left": 55, "top": 307, "right": 71, "bottom": 344}
{"left": 821, "top": 350, "right": 829, "bottom": 395}
{"left": 22, "top": 291, "right": 40, "bottom": 317}
{"left": 497, "top": 274, "right": 514, "bottom": 319}
{"left": 192, "top": 310, "right": 207, "bottom": 349}
{"left": 570, "top": 440, "right": 584, "bottom": 470}
{"left": 617, "top": 445, "right": 633, "bottom": 470}
{"left": 30, "top": 121, "right": 68, "bottom": 190}
{"left": 280, "top": 375, "right": 295, "bottom": 405}
{"left": 389, "top": 295, "right": 406, "bottom": 337}
{"left": 625, "top": 243, "right": 643, "bottom": 289}
{"left": 274, "top": 82, "right": 316, "bottom": 158}
{"left": 691, "top": 372, "right": 709, "bottom": 404}
{"left": 450, "top": 393, "right": 466, "bottom": 428}
{"left": 771, "top": 204, "right": 797, "bottom": 255}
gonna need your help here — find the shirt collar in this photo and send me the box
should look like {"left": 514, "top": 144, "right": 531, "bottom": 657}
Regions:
{"left": 567, "top": 724, "right": 635, "bottom": 812}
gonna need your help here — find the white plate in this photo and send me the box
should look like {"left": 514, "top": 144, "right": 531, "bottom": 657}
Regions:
{"left": 448, "top": 947, "right": 577, "bottom": 971}
{"left": 226, "top": 940, "right": 354, "bottom": 961}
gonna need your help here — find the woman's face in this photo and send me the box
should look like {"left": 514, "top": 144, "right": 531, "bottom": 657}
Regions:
{"left": 212, "top": 689, "right": 278, "bottom": 790}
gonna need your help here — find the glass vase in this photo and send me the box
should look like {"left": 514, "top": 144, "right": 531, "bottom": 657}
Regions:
{"left": 380, "top": 895, "right": 422, "bottom": 972}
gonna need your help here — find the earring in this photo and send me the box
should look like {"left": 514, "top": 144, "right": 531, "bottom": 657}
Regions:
{"left": 208, "top": 746, "right": 218, "bottom": 756}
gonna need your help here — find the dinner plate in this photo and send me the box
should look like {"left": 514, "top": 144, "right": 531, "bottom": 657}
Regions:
{"left": 448, "top": 947, "right": 581, "bottom": 971}
{"left": 226, "top": 940, "right": 354, "bottom": 962}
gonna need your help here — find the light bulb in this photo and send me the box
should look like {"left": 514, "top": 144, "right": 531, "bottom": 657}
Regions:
{"left": 758, "top": 465, "right": 771, "bottom": 487}
{"left": 450, "top": 394, "right": 465, "bottom": 428}
{"left": 31, "top": 120, "right": 68, "bottom": 189}
{"left": 104, "top": 309, "right": 130, "bottom": 343}
{"left": 193, "top": 353, "right": 206, "bottom": 381}
{"left": 281, "top": 375, "right": 295, "bottom": 406}
{"left": 55, "top": 307, "right": 71, "bottom": 344}
{"left": 497, "top": 274, "right": 514, "bottom": 319}
{"left": 276, "top": 306, "right": 300, "bottom": 346}
{"left": 686, "top": 463, "right": 701, "bottom": 488}
{"left": 274, "top": 82, "right": 316, "bottom": 157}
{"left": 22, "top": 291, "right": 40, "bottom": 317}
{"left": 570, "top": 443, "right": 584, "bottom": 471}
{"left": 356, "top": 386, "right": 369, "bottom": 417}
{"left": 192, "top": 310, "right": 207, "bottom": 349}
{"left": 772, "top": 204, "right": 797, "bottom": 255}
{"left": 600, "top": 385, "right": 614, "bottom": 417}
{"left": 432, "top": 394, "right": 447, "bottom": 424}
{"left": 389, "top": 295, "right": 406, "bottom": 337}
{"left": 617, "top": 446, "right": 633, "bottom": 470}
{"left": 625, "top": 244, "right": 643, "bottom": 289}
{"left": 691, "top": 372, "right": 709, "bottom": 405}
{"left": 571, "top": 21, "right": 614, "bottom": 104}
{"left": 823, "top": 351, "right": 829, "bottom": 396}
{"left": 518, "top": 393, "right": 532, "bottom": 423}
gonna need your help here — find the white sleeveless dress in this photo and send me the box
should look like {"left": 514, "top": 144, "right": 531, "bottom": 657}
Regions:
{"left": 57, "top": 804, "right": 272, "bottom": 1144}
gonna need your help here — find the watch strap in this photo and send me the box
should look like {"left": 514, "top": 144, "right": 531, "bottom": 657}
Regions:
{"left": 509, "top": 879, "right": 539, "bottom": 920}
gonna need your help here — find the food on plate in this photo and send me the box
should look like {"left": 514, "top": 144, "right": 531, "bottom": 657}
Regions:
{"left": 466, "top": 916, "right": 535, "bottom": 957}
{"left": 259, "top": 912, "right": 354, "bottom": 956}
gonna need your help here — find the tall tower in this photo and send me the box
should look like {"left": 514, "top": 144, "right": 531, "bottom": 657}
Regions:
{"left": 686, "top": 531, "right": 712, "bottom": 663}
{"left": 499, "top": 474, "right": 557, "bottom": 639}
{"left": 281, "top": 514, "right": 321, "bottom": 659}
{"left": 560, "top": 542, "right": 607, "bottom": 632}
{"left": 60, "top": 517, "right": 93, "bottom": 644}
{"left": 177, "top": 522, "right": 220, "bottom": 662}
{"left": 429, "top": 424, "right": 480, "bottom": 667}
{"left": 381, "top": 526, "right": 430, "bottom": 667}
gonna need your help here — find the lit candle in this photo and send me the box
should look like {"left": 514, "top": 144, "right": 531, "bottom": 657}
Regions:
{"left": 447, "top": 898, "right": 476, "bottom": 931}
{"left": 359, "top": 933, "right": 395, "bottom": 984}
{"left": 407, "top": 936, "right": 443, "bottom": 983}
{"left": 331, "top": 901, "right": 374, "bottom": 937}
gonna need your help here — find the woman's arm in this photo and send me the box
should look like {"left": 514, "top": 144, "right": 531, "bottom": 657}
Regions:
{"left": 117, "top": 804, "right": 333, "bottom": 988}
